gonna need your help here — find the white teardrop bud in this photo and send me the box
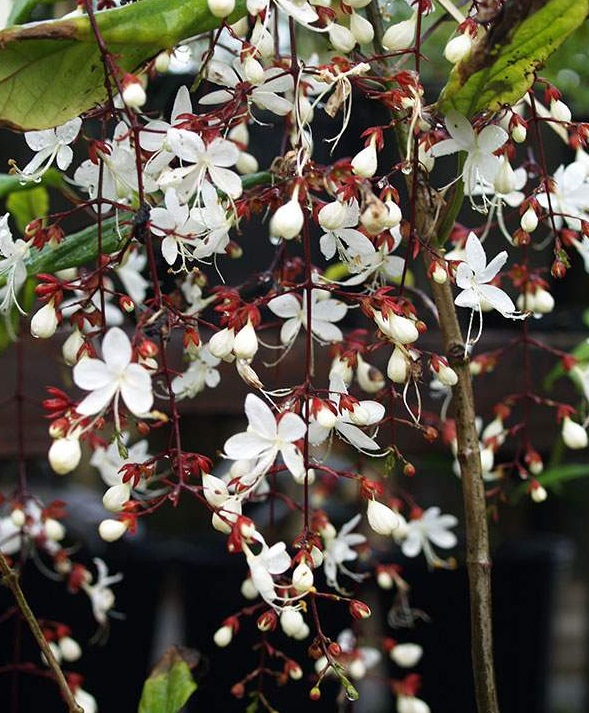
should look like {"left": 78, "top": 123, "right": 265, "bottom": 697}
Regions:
{"left": 49, "top": 437, "right": 82, "bottom": 475}
{"left": 494, "top": 155, "right": 517, "bottom": 195}
{"left": 511, "top": 123, "right": 527, "bottom": 143}
{"left": 520, "top": 206, "right": 538, "bottom": 233}
{"left": 319, "top": 201, "right": 348, "bottom": 231}
{"left": 59, "top": 636, "right": 82, "bottom": 662}
{"left": 343, "top": 0, "right": 371, "bottom": 7}
{"left": 432, "top": 263, "right": 448, "bottom": 284}
{"left": 316, "top": 404, "right": 338, "bottom": 429}
{"left": 31, "top": 301, "right": 59, "bottom": 339}
{"left": 243, "top": 55, "right": 265, "bottom": 84}
{"left": 384, "top": 200, "right": 402, "bottom": 228}
{"left": 377, "top": 569, "right": 393, "bottom": 589}
{"left": 270, "top": 192, "right": 304, "bottom": 240}
{"left": 348, "top": 658, "right": 367, "bottom": 680}
{"left": 436, "top": 364, "right": 458, "bottom": 387}
{"left": 44, "top": 518, "right": 65, "bottom": 541}
{"left": 207, "top": 0, "right": 235, "bottom": 17}
{"left": 228, "top": 122, "right": 250, "bottom": 146}
{"left": 398, "top": 696, "right": 431, "bottom": 713}
{"left": 235, "top": 151, "right": 259, "bottom": 175}
{"left": 381, "top": 12, "right": 417, "bottom": 52}
{"left": 361, "top": 198, "right": 389, "bottom": 234}
{"left": 350, "top": 12, "right": 374, "bottom": 45}
{"left": 233, "top": 320, "right": 258, "bottom": 360}
{"left": 202, "top": 472, "right": 229, "bottom": 508}
{"left": 351, "top": 140, "right": 378, "bottom": 178}
{"left": 213, "top": 624, "right": 233, "bottom": 647}
{"left": 390, "top": 642, "right": 423, "bottom": 668}
{"left": 388, "top": 347, "right": 409, "bottom": 383}
{"left": 62, "top": 328, "right": 85, "bottom": 366}
{"left": 208, "top": 328, "right": 235, "bottom": 359}
{"left": 241, "top": 577, "right": 258, "bottom": 600}
{"left": 98, "top": 519, "right": 128, "bottom": 542}
{"left": 102, "top": 483, "right": 132, "bottom": 512}
{"left": 356, "top": 354, "right": 385, "bottom": 393}
{"left": 562, "top": 417, "right": 588, "bottom": 450}
{"left": 532, "top": 287, "right": 554, "bottom": 314}
{"left": 154, "top": 52, "right": 171, "bottom": 73}
{"left": 367, "top": 499, "right": 398, "bottom": 536}
{"left": 280, "top": 607, "right": 306, "bottom": 637}
{"left": 122, "top": 81, "right": 146, "bottom": 109}
{"left": 328, "top": 23, "right": 357, "bottom": 53}
{"left": 531, "top": 483, "right": 547, "bottom": 503}
{"left": 292, "top": 562, "right": 314, "bottom": 593}
{"left": 75, "top": 689, "right": 98, "bottom": 713}
{"left": 550, "top": 99, "right": 572, "bottom": 123}
{"left": 443, "top": 34, "right": 472, "bottom": 64}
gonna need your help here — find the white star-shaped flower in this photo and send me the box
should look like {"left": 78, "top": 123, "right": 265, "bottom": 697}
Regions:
{"left": 536, "top": 161, "right": 589, "bottom": 230}
{"left": 243, "top": 531, "right": 292, "bottom": 605}
{"left": 401, "top": 506, "right": 457, "bottom": 569}
{"left": 0, "top": 214, "right": 30, "bottom": 316}
{"left": 268, "top": 288, "right": 348, "bottom": 346}
{"left": 90, "top": 434, "right": 150, "bottom": 488}
{"left": 81, "top": 557, "right": 123, "bottom": 625}
{"left": 171, "top": 346, "right": 221, "bottom": 399}
{"left": 15, "top": 117, "right": 82, "bottom": 182}
{"left": 223, "top": 394, "right": 306, "bottom": 480}
{"left": 149, "top": 187, "right": 205, "bottom": 267}
{"left": 73, "top": 327, "right": 154, "bottom": 419}
{"left": 322, "top": 514, "right": 367, "bottom": 592}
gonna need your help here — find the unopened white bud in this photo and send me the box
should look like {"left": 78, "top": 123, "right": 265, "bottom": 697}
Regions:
{"left": 31, "top": 301, "right": 59, "bottom": 339}
{"left": 59, "top": 636, "right": 82, "bottom": 662}
{"left": 208, "top": 328, "right": 235, "bottom": 359}
{"left": 356, "top": 354, "right": 385, "bottom": 393}
{"left": 122, "top": 81, "right": 146, "bottom": 109}
{"left": 292, "top": 562, "right": 314, "bottom": 592}
{"left": 270, "top": 191, "right": 304, "bottom": 240}
{"left": 511, "top": 123, "right": 527, "bottom": 143}
{"left": 494, "top": 155, "right": 517, "bottom": 195}
{"left": 388, "top": 346, "right": 409, "bottom": 383}
{"left": 49, "top": 437, "right": 81, "bottom": 475}
{"left": 351, "top": 140, "right": 378, "bottom": 178}
{"left": 444, "top": 34, "right": 472, "bottom": 64}
{"left": 44, "top": 518, "right": 65, "bottom": 541}
{"left": 233, "top": 320, "right": 258, "bottom": 360}
{"left": 317, "top": 404, "right": 338, "bottom": 429}
{"left": 235, "top": 151, "right": 259, "bottom": 174}
{"left": 154, "top": 52, "right": 171, "bottom": 73}
{"left": 103, "top": 483, "right": 132, "bottom": 512}
{"left": 243, "top": 55, "right": 264, "bottom": 84}
{"left": 319, "top": 201, "right": 348, "bottom": 231}
{"left": 436, "top": 364, "right": 458, "bottom": 387}
{"left": 75, "top": 688, "right": 97, "bottom": 713}
{"left": 62, "top": 328, "right": 85, "bottom": 365}
{"left": 384, "top": 200, "right": 402, "bottom": 228}
{"left": 11, "top": 508, "right": 25, "bottom": 527}
{"left": 482, "top": 417, "right": 504, "bottom": 444}
{"left": 550, "top": 99, "right": 572, "bottom": 123}
{"left": 350, "top": 12, "right": 374, "bottom": 45}
{"left": 390, "top": 642, "right": 423, "bottom": 668}
{"left": 213, "top": 624, "right": 233, "bottom": 647}
{"left": 480, "top": 445, "right": 495, "bottom": 474}
{"left": 241, "top": 577, "right": 258, "bottom": 599}
{"left": 98, "top": 518, "right": 128, "bottom": 542}
{"left": 562, "top": 417, "right": 588, "bottom": 449}
{"left": 348, "top": 658, "right": 367, "bottom": 680}
{"left": 531, "top": 483, "right": 547, "bottom": 503}
{"left": 397, "top": 695, "right": 431, "bottom": 713}
{"left": 367, "top": 499, "right": 398, "bottom": 536}
{"left": 375, "top": 311, "right": 419, "bottom": 344}
{"left": 377, "top": 570, "right": 393, "bottom": 589}
{"left": 533, "top": 287, "right": 554, "bottom": 314}
{"left": 520, "top": 206, "right": 538, "bottom": 233}
{"left": 432, "top": 263, "right": 447, "bottom": 284}
{"left": 207, "top": 0, "right": 235, "bottom": 17}
{"left": 202, "top": 472, "right": 229, "bottom": 508}
{"left": 211, "top": 497, "right": 241, "bottom": 534}
{"left": 418, "top": 143, "right": 435, "bottom": 172}
{"left": 280, "top": 607, "right": 306, "bottom": 638}
{"left": 382, "top": 12, "right": 417, "bottom": 52}
{"left": 328, "top": 23, "right": 357, "bottom": 53}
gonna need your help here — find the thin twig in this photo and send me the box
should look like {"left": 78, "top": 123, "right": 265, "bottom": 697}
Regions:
{"left": 0, "top": 552, "right": 83, "bottom": 713}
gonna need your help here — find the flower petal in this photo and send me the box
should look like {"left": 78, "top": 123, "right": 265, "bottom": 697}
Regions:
{"left": 120, "top": 364, "right": 154, "bottom": 415}
{"left": 245, "top": 393, "right": 277, "bottom": 439}
{"left": 73, "top": 358, "right": 111, "bottom": 390}
{"left": 102, "top": 327, "right": 132, "bottom": 372}
{"left": 76, "top": 382, "right": 118, "bottom": 415}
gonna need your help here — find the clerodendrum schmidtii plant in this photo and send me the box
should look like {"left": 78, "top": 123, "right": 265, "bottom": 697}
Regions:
{"left": 0, "top": 0, "right": 588, "bottom": 710}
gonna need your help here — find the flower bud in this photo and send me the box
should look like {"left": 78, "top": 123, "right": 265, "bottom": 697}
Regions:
{"left": 350, "top": 12, "right": 374, "bottom": 45}
{"left": 382, "top": 11, "right": 417, "bottom": 52}
{"left": 533, "top": 287, "right": 555, "bottom": 314}
{"left": 257, "top": 609, "right": 278, "bottom": 632}
{"left": 377, "top": 569, "right": 393, "bottom": 589}
{"left": 390, "top": 642, "right": 423, "bottom": 668}
{"left": 356, "top": 354, "right": 385, "bottom": 393}
{"left": 550, "top": 99, "right": 572, "bottom": 123}
{"left": 375, "top": 311, "right": 419, "bottom": 344}
{"left": 351, "top": 140, "right": 377, "bottom": 178}
{"left": 235, "top": 151, "right": 259, "bottom": 174}
{"left": 348, "top": 658, "right": 367, "bottom": 680}
{"left": 154, "top": 52, "right": 171, "bottom": 73}
{"left": 122, "top": 79, "right": 146, "bottom": 109}
{"left": 98, "top": 518, "right": 128, "bottom": 542}
{"left": 397, "top": 695, "right": 431, "bottom": 713}
{"left": 328, "top": 23, "right": 357, "bottom": 53}
{"left": 280, "top": 607, "right": 306, "bottom": 637}
{"left": 62, "top": 329, "right": 85, "bottom": 366}
{"left": 384, "top": 200, "right": 402, "bottom": 228}
{"left": 494, "top": 155, "right": 516, "bottom": 195}
{"left": 444, "top": 33, "right": 473, "bottom": 63}
{"left": 49, "top": 437, "right": 82, "bottom": 475}
{"left": 243, "top": 55, "right": 264, "bottom": 84}
{"left": 349, "top": 599, "right": 371, "bottom": 619}
{"left": 318, "top": 201, "right": 348, "bottom": 231}
{"left": 233, "top": 320, "right": 258, "bottom": 360}
{"left": 530, "top": 482, "right": 547, "bottom": 503}
{"left": 367, "top": 499, "right": 398, "bottom": 536}
{"left": 207, "top": 0, "right": 235, "bottom": 17}
{"left": 388, "top": 346, "right": 409, "bottom": 383}
{"left": 213, "top": 624, "right": 234, "bottom": 647}
{"left": 11, "top": 508, "right": 25, "bottom": 527}
{"left": 102, "top": 483, "right": 132, "bottom": 512}
{"left": 511, "top": 122, "right": 527, "bottom": 143}
{"left": 208, "top": 328, "right": 235, "bottom": 359}
{"left": 202, "top": 472, "right": 230, "bottom": 508}
{"left": 480, "top": 445, "right": 494, "bottom": 474}
{"left": 436, "top": 364, "right": 458, "bottom": 387}
{"left": 44, "top": 517, "right": 65, "bottom": 541}
{"left": 75, "top": 689, "right": 98, "bottom": 713}
{"left": 31, "top": 301, "right": 59, "bottom": 339}
{"left": 520, "top": 206, "right": 538, "bottom": 233}
{"left": 228, "top": 122, "right": 249, "bottom": 146}
{"left": 270, "top": 191, "right": 304, "bottom": 241}
{"left": 241, "top": 577, "right": 258, "bottom": 600}
{"left": 316, "top": 403, "right": 338, "bottom": 429}
{"left": 292, "top": 561, "right": 314, "bottom": 592}
{"left": 562, "top": 417, "right": 588, "bottom": 449}
{"left": 361, "top": 197, "right": 390, "bottom": 235}
{"left": 348, "top": 402, "right": 370, "bottom": 425}
{"left": 59, "top": 636, "right": 82, "bottom": 662}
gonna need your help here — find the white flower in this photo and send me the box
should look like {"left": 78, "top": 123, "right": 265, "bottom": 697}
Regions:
{"left": 280, "top": 607, "right": 308, "bottom": 638}
{"left": 309, "top": 374, "right": 385, "bottom": 452}
{"left": 367, "top": 499, "right": 398, "bottom": 535}
{"left": 244, "top": 532, "right": 291, "bottom": 604}
{"left": 319, "top": 199, "right": 373, "bottom": 261}
{"left": 115, "top": 247, "right": 149, "bottom": 304}
{"left": 562, "top": 417, "right": 588, "bottom": 449}
{"left": 90, "top": 435, "right": 150, "bottom": 487}
{"left": 454, "top": 233, "right": 519, "bottom": 318}
{"left": 191, "top": 182, "right": 233, "bottom": 260}
{"left": 0, "top": 214, "right": 30, "bottom": 316}
{"left": 150, "top": 187, "right": 205, "bottom": 267}
{"left": 75, "top": 688, "right": 98, "bottom": 713}
{"left": 390, "top": 642, "right": 423, "bottom": 668}
{"left": 397, "top": 695, "right": 431, "bottom": 713}
{"left": 223, "top": 394, "right": 306, "bottom": 480}
{"left": 431, "top": 111, "right": 508, "bottom": 196}
{"left": 268, "top": 288, "right": 348, "bottom": 346}
{"left": 81, "top": 557, "right": 123, "bottom": 625}
{"left": 73, "top": 327, "right": 154, "bottom": 418}
{"left": 171, "top": 346, "right": 220, "bottom": 399}
{"left": 402, "top": 507, "right": 458, "bottom": 568}
{"left": 322, "top": 514, "right": 367, "bottom": 591}
{"left": 536, "top": 162, "right": 589, "bottom": 230}
{"left": 14, "top": 117, "right": 82, "bottom": 182}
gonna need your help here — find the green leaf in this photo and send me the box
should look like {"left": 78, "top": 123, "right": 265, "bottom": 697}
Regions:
{"left": 0, "top": 0, "right": 247, "bottom": 131}
{"left": 543, "top": 338, "right": 589, "bottom": 392}
{"left": 138, "top": 646, "right": 199, "bottom": 713}
{"left": 0, "top": 169, "right": 66, "bottom": 200}
{"left": 8, "top": 0, "right": 61, "bottom": 26}
{"left": 6, "top": 185, "right": 49, "bottom": 233}
{"left": 437, "top": 0, "right": 589, "bottom": 117}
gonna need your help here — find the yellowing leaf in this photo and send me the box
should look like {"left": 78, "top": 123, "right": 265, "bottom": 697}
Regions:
{"left": 0, "top": 0, "right": 247, "bottom": 130}
{"left": 437, "top": 0, "right": 589, "bottom": 117}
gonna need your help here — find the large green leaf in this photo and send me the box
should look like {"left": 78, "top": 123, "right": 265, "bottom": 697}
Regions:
{"left": 437, "top": 0, "right": 589, "bottom": 117}
{"left": 8, "top": 0, "right": 61, "bottom": 27}
{"left": 0, "top": 169, "right": 66, "bottom": 199}
{"left": 6, "top": 185, "right": 49, "bottom": 233}
{"left": 0, "top": 0, "right": 247, "bottom": 131}
{"left": 138, "top": 647, "right": 199, "bottom": 713}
